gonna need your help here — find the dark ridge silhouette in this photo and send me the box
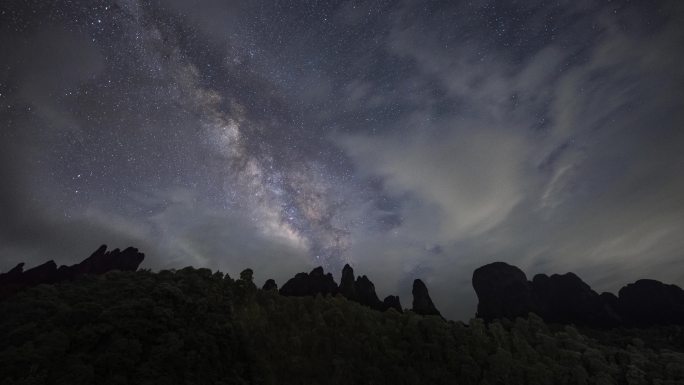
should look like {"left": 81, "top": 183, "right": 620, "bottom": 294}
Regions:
{"left": 0, "top": 245, "right": 144, "bottom": 299}
{"left": 472, "top": 261, "right": 684, "bottom": 327}
{"left": 262, "top": 278, "right": 278, "bottom": 291}
{"left": 279, "top": 264, "right": 407, "bottom": 313}
{"left": 411, "top": 279, "right": 441, "bottom": 317}
{"left": 279, "top": 267, "right": 339, "bottom": 297}
{"left": 21, "top": 260, "right": 60, "bottom": 286}
{"left": 531, "top": 272, "right": 620, "bottom": 327}
{"left": 3, "top": 263, "right": 683, "bottom": 384}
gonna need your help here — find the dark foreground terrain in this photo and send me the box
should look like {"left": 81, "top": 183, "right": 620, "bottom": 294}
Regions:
{"left": 1, "top": 263, "right": 684, "bottom": 385}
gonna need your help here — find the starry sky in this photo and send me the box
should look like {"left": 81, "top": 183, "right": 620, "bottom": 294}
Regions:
{"left": 1, "top": 0, "right": 683, "bottom": 320}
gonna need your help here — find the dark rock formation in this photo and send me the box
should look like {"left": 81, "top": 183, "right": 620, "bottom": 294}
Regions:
{"left": 262, "top": 279, "right": 278, "bottom": 291}
{"left": 472, "top": 261, "right": 684, "bottom": 327}
{"left": 279, "top": 264, "right": 405, "bottom": 314}
{"left": 279, "top": 267, "right": 338, "bottom": 297}
{"left": 412, "top": 279, "right": 441, "bottom": 316}
{"left": 353, "top": 275, "right": 384, "bottom": 311}
{"left": 22, "top": 261, "right": 59, "bottom": 286}
{"left": 382, "top": 295, "right": 402, "bottom": 313}
{"left": 337, "top": 265, "right": 401, "bottom": 312}
{"left": 339, "top": 264, "right": 356, "bottom": 299}
{"left": 472, "top": 262, "right": 620, "bottom": 326}
{"left": 69, "top": 245, "right": 144, "bottom": 276}
{"left": 617, "top": 279, "right": 684, "bottom": 326}
{"left": 310, "top": 267, "right": 339, "bottom": 296}
{"left": 0, "top": 245, "right": 144, "bottom": 299}
{"left": 279, "top": 272, "right": 310, "bottom": 296}
{"left": 532, "top": 273, "right": 620, "bottom": 327}
{"left": 5, "top": 263, "right": 24, "bottom": 276}
{"left": 473, "top": 262, "right": 534, "bottom": 322}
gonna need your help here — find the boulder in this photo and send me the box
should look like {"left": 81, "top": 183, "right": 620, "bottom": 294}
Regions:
{"left": 472, "top": 262, "right": 534, "bottom": 321}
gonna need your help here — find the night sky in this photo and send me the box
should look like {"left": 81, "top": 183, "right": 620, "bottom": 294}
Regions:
{"left": 1, "top": 0, "right": 683, "bottom": 320}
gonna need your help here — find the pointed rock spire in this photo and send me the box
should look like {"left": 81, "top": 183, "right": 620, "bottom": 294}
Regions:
{"left": 355, "top": 275, "right": 383, "bottom": 310}
{"left": 412, "top": 279, "right": 441, "bottom": 316}
{"left": 339, "top": 264, "right": 356, "bottom": 300}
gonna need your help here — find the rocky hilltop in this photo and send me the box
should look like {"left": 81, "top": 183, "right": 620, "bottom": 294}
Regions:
{"left": 275, "top": 264, "right": 441, "bottom": 315}
{"left": 0, "top": 245, "right": 144, "bottom": 299}
{"left": 472, "top": 261, "right": 684, "bottom": 327}
{"left": 2, "top": 262, "right": 683, "bottom": 385}
{"left": 5, "top": 246, "right": 682, "bottom": 329}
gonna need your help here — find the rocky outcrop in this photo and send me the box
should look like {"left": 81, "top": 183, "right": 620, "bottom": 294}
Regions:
{"left": 382, "top": 295, "right": 402, "bottom": 312}
{"left": 473, "top": 262, "right": 534, "bottom": 322}
{"left": 338, "top": 265, "right": 401, "bottom": 312}
{"left": 279, "top": 267, "right": 338, "bottom": 297}
{"left": 354, "top": 275, "right": 384, "bottom": 311}
{"left": 472, "top": 261, "right": 684, "bottom": 327}
{"left": 617, "top": 279, "right": 684, "bottom": 327}
{"left": 412, "top": 279, "right": 441, "bottom": 316}
{"left": 279, "top": 273, "right": 310, "bottom": 296}
{"left": 22, "top": 261, "right": 59, "bottom": 286}
{"left": 532, "top": 273, "right": 620, "bottom": 327}
{"left": 279, "top": 264, "right": 406, "bottom": 314}
{"left": 0, "top": 245, "right": 145, "bottom": 299}
{"left": 262, "top": 279, "right": 278, "bottom": 291}
{"left": 339, "top": 264, "right": 356, "bottom": 299}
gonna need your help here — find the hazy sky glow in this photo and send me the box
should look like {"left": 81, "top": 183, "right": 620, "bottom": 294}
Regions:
{"left": 1, "top": 0, "right": 683, "bottom": 319}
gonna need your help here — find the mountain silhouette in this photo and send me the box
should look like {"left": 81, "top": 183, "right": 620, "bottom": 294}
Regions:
{"left": 1, "top": 253, "right": 683, "bottom": 385}
{"left": 278, "top": 263, "right": 446, "bottom": 315}
{"left": 472, "top": 261, "right": 684, "bottom": 327}
{"left": 0, "top": 245, "right": 144, "bottom": 299}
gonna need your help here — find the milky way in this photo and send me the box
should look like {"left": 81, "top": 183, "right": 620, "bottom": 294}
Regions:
{"left": 2, "top": 0, "right": 683, "bottom": 319}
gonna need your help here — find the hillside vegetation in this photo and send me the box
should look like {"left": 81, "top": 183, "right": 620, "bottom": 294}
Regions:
{"left": 1, "top": 267, "right": 683, "bottom": 385}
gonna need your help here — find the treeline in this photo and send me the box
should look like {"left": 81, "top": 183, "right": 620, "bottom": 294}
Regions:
{"left": 1, "top": 267, "right": 683, "bottom": 385}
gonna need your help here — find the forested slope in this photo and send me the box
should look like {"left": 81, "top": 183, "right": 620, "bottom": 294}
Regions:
{"left": 1, "top": 267, "right": 683, "bottom": 385}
